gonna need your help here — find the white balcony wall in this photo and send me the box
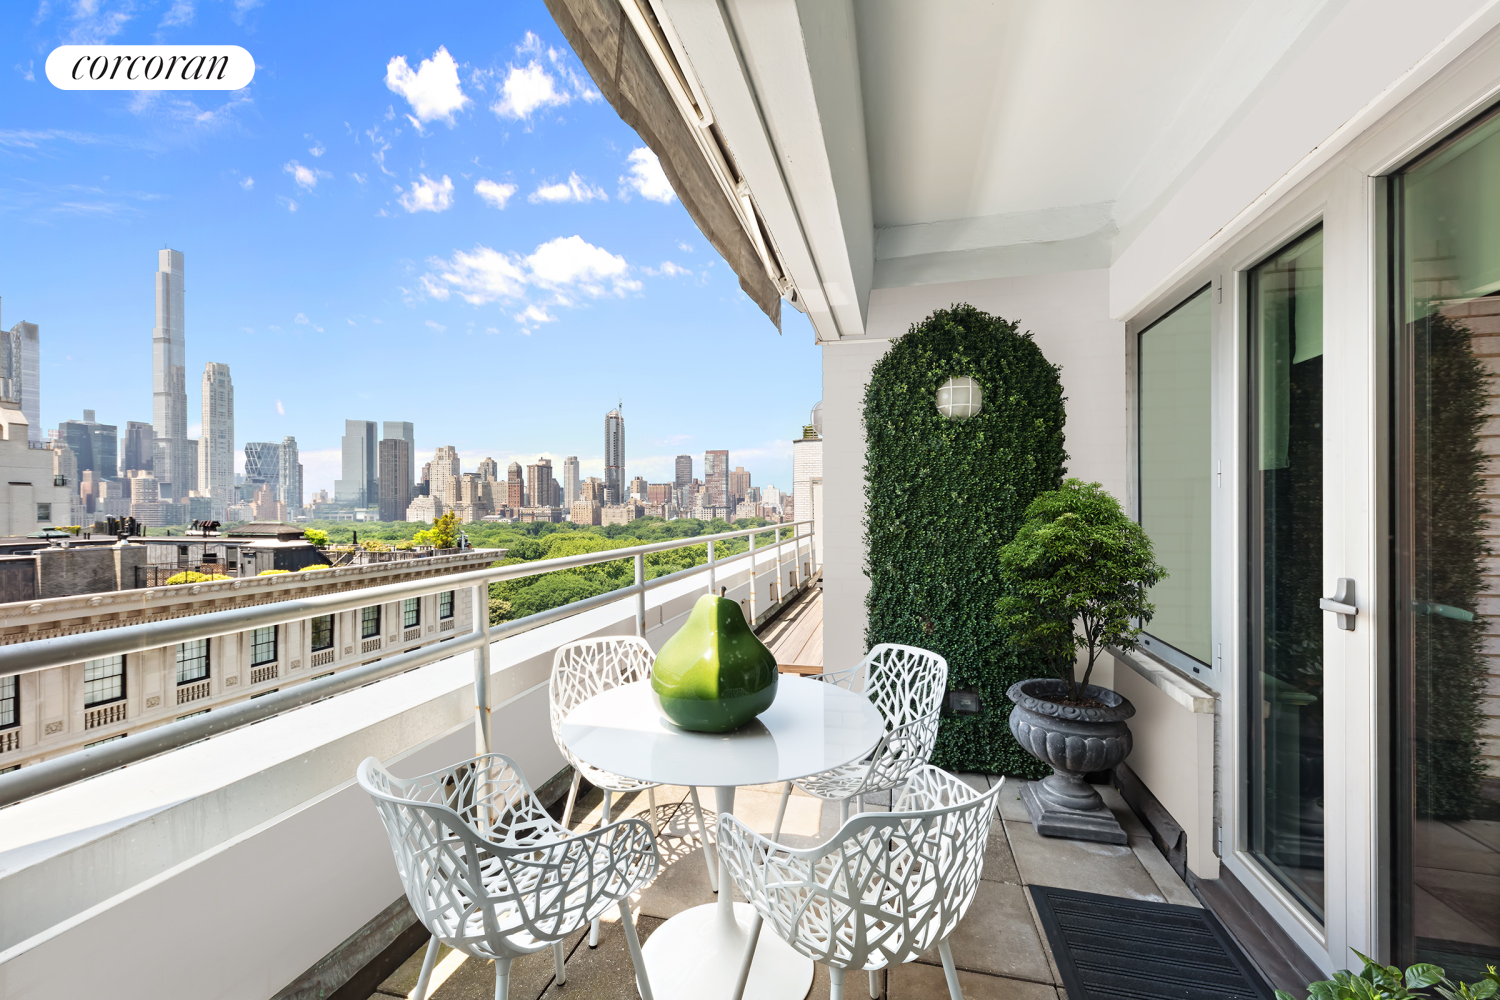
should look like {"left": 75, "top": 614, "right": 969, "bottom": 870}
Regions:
{"left": 0, "top": 541, "right": 812, "bottom": 1000}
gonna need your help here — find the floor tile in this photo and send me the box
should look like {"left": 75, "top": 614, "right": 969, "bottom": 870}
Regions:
{"left": 981, "top": 824, "right": 1021, "bottom": 884}
{"left": 539, "top": 915, "right": 662, "bottom": 1000}
{"left": 914, "top": 881, "right": 1054, "bottom": 983}
{"left": 889, "top": 961, "right": 1057, "bottom": 999}
{"left": 997, "top": 782, "right": 1031, "bottom": 823}
{"left": 1005, "top": 813, "right": 1164, "bottom": 902}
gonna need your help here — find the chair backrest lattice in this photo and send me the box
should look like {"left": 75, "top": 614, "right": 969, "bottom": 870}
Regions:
{"left": 358, "top": 754, "right": 657, "bottom": 958}
{"left": 549, "top": 636, "right": 655, "bottom": 777}
{"left": 814, "top": 643, "right": 948, "bottom": 795}
{"left": 722, "top": 766, "right": 1001, "bottom": 973}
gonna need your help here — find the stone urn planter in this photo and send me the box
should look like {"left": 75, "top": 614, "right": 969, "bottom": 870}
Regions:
{"left": 1007, "top": 678, "right": 1136, "bottom": 845}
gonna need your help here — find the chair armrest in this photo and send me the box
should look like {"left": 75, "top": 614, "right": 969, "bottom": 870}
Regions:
{"left": 894, "top": 765, "right": 986, "bottom": 812}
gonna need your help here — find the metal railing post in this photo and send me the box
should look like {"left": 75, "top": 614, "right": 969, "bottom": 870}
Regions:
{"left": 773, "top": 525, "right": 782, "bottom": 604}
{"left": 471, "top": 582, "right": 492, "bottom": 755}
{"left": 707, "top": 539, "right": 716, "bottom": 596}
{"left": 634, "top": 553, "right": 646, "bottom": 637}
{"left": 747, "top": 531, "right": 757, "bottom": 625}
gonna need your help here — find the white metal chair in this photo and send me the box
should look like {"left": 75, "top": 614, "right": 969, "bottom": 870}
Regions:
{"left": 771, "top": 643, "right": 949, "bottom": 836}
{"left": 722, "top": 766, "right": 1004, "bottom": 1000}
{"left": 358, "top": 753, "right": 659, "bottom": 1000}
{"left": 549, "top": 635, "right": 721, "bottom": 946}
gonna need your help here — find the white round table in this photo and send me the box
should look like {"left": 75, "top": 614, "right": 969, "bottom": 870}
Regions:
{"left": 560, "top": 674, "right": 885, "bottom": 1000}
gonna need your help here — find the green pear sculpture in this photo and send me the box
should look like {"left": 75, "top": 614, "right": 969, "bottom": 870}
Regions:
{"left": 651, "top": 593, "right": 779, "bottom": 732}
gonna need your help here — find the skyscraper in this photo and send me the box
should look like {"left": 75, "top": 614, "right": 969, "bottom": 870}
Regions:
{"left": 478, "top": 456, "right": 498, "bottom": 482}
{"left": 429, "top": 445, "right": 461, "bottom": 506}
{"left": 335, "top": 420, "right": 377, "bottom": 505}
{"left": 382, "top": 420, "right": 415, "bottom": 486}
{"left": 7, "top": 321, "right": 40, "bottom": 444}
{"left": 152, "top": 249, "right": 190, "bottom": 497}
{"left": 526, "top": 457, "right": 555, "bottom": 507}
{"left": 506, "top": 461, "right": 525, "bottom": 508}
{"left": 123, "top": 421, "right": 154, "bottom": 473}
{"left": 704, "top": 449, "right": 729, "bottom": 508}
{"left": 58, "top": 410, "right": 119, "bottom": 480}
{"left": 674, "top": 454, "right": 692, "bottom": 489}
{"left": 378, "top": 437, "right": 413, "bottom": 521}
{"left": 243, "top": 441, "right": 279, "bottom": 486}
{"left": 198, "top": 363, "right": 234, "bottom": 518}
{"left": 278, "top": 436, "right": 303, "bottom": 510}
{"left": 604, "top": 405, "right": 625, "bottom": 504}
{"left": 728, "top": 466, "right": 752, "bottom": 505}
{"left": 562, "top": 456, "right": 581, "bottom": 506}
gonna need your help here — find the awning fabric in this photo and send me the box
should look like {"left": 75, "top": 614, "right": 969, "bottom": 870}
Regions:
{"left": 545, "top": 0, "right": 782, "bottom": 329}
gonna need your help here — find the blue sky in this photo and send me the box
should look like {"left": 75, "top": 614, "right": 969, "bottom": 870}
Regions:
{"left": 0, "top": 0, "right": 821, "bottom": 496}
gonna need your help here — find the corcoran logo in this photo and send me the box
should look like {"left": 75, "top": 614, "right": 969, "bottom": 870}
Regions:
{"left": 45, "top": 45, "right": 254, "bottom": 91}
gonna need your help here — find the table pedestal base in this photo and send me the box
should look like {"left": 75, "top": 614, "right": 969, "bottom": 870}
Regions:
{"left": 639, "top": 901, "right": 813, "bottom": 1000}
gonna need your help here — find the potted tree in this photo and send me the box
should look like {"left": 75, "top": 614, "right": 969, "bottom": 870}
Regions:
{"left": 997, "top": 479, "right": 1165, "bottom": 844}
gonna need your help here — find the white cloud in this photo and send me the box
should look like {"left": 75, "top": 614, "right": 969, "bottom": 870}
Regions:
{"left": 385, "top": 46, "right": 470, "bottom": 125}
{"left": 398, "top": 174, "right": 455, "bottom": 213}
{"left": 278, "top": 196, "right": 297, "bottom": 212}
{"left": 239, "top": 175, "right": 253, "bottom": 190}
{"left": 678, "top": 241, "right": 694, "bottom": 252}
{"left": 293, "top": 312, "right": 324, "bottom": 332}
{"left": 308, "top": 142, "right": 325, "bottom": 157}
{"left": 66, "top": 0, "right": 135, "bottom": 43}
{"left": 515, "top": 304, "right": 555, "bottom": 325}
{"left": 349, "top": 172, "right": 367, "bottom": 185}
{"left": 275, "top": 399, "right": 285, "bottom": 415}
{"left": 161, "top": 0, "right": 194, "bottom": 27}
{"left": 283, "top": 160, "right": 327, "bottom": 191}
{"left": 16, "top": 61, "right": 35, "bottom": 82}
{"left": 651, "top": 261, "right": 689, "bottom": 277}
{"left": 425, "top": 319, "right": 446, "bottom": 332}
{"left": 529, "top": 173, "right": 606, "bottom": 204}
{"left": 493, "top": 62, "right": 566, "bottom": 120}
{"left": 620, "top": 147, "right": 674, "bottom": 203}
{"left": 475, "top": 179, "right": 517, "bottom": 209}
{"left": 417, "top": 235, "right": 639, "bottom": 310}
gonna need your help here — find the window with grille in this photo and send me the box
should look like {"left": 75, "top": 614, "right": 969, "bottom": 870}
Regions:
{"left": 251, "top": 626, "right": 277, "bottom": 666}
{"left": 361, "top": 605, "right": 380, "bottom": 639}
{"left": 0, "top": 675, "right": 17, "bottom": 729}
{"left": 310, "top": 614, "right": 334, "bottom": 652}
{"left": 177, "top": 640, "right": 210, "bottom": 683}
{"left": 439, "top": 590, "right": 454, "bottom": 620}
{"left": 84, "top": 655, "right": 125, "bottom": 706}
{"left": 36, "top": 503, "right": 50, "bottom": 521}
{"left": 402, "top": 597, "right": 420, "bottom": 629}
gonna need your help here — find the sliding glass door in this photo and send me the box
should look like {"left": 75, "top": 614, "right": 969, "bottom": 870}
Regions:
{"left": 1392, "top": 106, "right": 1500, "bottom": 977}
{"left": 1248, "top": 226, "right": 1326, "bottom": 921}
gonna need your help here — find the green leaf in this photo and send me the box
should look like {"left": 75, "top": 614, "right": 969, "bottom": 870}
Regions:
{"left": 1470, "top": 980, "right": 1498, "bottom": 999}
{"left": 1407, "top": 964, "right": 1445, "bottom": 989}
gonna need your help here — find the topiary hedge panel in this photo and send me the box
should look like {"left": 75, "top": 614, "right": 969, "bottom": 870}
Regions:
{"left": 863, "top": 303, "right": 1067, "bottom": 776}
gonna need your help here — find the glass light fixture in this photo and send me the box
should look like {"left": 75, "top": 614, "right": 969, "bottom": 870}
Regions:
{"left": 936, "top": 376, "right": 983, "bottom": 419}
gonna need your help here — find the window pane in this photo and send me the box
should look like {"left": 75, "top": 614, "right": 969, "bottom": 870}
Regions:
{"left": 439, "top": 591, "right": 454, "bottom": 619}
{"left": 361, "top": 606, "right": 380, "bottom": 638}
{"left": 177, "top": 639, "right": 210, "bottom": 683}
{"left": 251, "top": 626, "right": 277, "bottom": 666}
{"left": 403, "top": 597, "right": 420, "bottom": 628}
{"left": 84, "top": 654, "right": 125, "bottom": 706}
{"left": 0, "top": 675, "right": 17, "bottom": 729}
{"left": 1248, "top": 226, "right": 1325, "bottom": 921}
{"left": 1394, "top": 107, "right": 1500, "bottom": 974}
{"left": 310, "top": 614, "right": 334, "bottom": 652}
{"left": 1138, "top": 287, "right": 1213, "bottom": 664}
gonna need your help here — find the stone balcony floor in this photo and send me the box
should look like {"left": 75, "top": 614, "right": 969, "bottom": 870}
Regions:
{"left": 363, "top": 773, "right": 1198, "bottom": 1000}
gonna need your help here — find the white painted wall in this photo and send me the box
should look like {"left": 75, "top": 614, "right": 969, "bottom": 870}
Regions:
{"left": 821, "top": 268, "right": 1126, "bottom": 671}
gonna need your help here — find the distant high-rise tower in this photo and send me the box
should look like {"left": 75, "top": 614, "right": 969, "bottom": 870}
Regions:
{"left": 506, "top": 461, "right": 524, "bottom": 508}
{"left": 562, "top": 456, "right": 581, "bottom": 505}
{"left": 5, "top": 321, "right": 41, "bottom": 444}
{"left": 278, "top": 436, "right": 303, "bottom": 510}
{"left": 429, "top": 445, "right": 461, "bottom": 506}
{"left": 604, "top": 405, "right": 625, "bottom": 504}
{"left": 478, "top": 456, "right": 499, "bottom": 482}
{"left": 152, "top": 249, "right": 190, "bottom": 497}
{"left": 198, "top": 362, "right": 234, "bottom": 516}
{"left": 674, "top": 454, "right": 692, "bottom": 489}
{"left": 0, "top": 320, "right": 19, "bottom": 408}
{"left": 335, "top": 420, "right": 377, "bottom": 505}
{"left": 382, "top": 420, "right": 415, "bottom": 486}
{"left": 123, "top": 421, "right": 154, "bottom": 473}
{"left": 59, "top": 410, "right": 119, "bottom": 480}
{"left": 378, "top": 437, "right": 413, "bottom": 521}
{"left": 527, "top": 457, "right": 555, "bottom": 507}
{"left": 704, "top": 449, "right": 729, "bottom": 509}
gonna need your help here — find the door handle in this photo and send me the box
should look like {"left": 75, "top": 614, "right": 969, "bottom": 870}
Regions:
{"left": 1320, "top": 578, "right": 1357, "bottom": 631}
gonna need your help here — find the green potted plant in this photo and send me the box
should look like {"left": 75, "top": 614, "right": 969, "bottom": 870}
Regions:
{"left": 997, "top": 479, "right": 1165, "bottom": 844}
{"left": 1277, "top": 952, "right": 1498, "bottom": 1000}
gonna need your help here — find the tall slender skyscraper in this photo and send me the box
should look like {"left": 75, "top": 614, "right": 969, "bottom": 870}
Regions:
{"left": 604, "top": 404, "right": 625, "bottom": 504}
{"left": 704, "top": 449, "right": 729, "bottom": 509}
{"left": 674, "top": 454, "right": 692, "bottom": 489}
{"left": 152, "top": 249, "right": 189, "bottom": 497}
{"left": 7, "top": 321, "right": 40, "bottom": 444}
{"left": 335, "top": 420, "right": 377, "bottom": 505}
{"left": 382, "top": 420, "right": 415, "bottom": 485}
{"left": 123, "top": 421, "right": 154, "bottom": 473}
{"left": 198, "top": 362, "right": 234, "bottom": 518}
{"left": 378, "top": 437, "right": 412, "bottom": 521}
{"left": 278, "top": 436, "right": 303, "bottom": 510}
{"left": 562, "top": 456, "right": 581, "bottom": 505}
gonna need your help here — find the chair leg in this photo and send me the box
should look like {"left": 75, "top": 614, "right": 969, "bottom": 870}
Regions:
{"left": 560, "top": 769, "right": 582, "bottom": 829}
{"left": 553, "top": 940, "right": 567, "bottom": 985}
{"left": 410, "top": 934, "right": 440, "bottom": 1000}
{"left": 590, "top": 789, "right": 612, "bottom": 947}
{"left": 619, "top": 898, "right": 655, "bottom": 1000}
{"left": 648, "top": 785, "right": 659, "bottom": 835}
{"left": 830, "top": 965, "right": 845, "bottom": 1000}
{"left": 494, "top": 956, "right": 513, "bottom": 1000}
{"left": 869, "top": 969, "right": 880, "bottom": 998}
{"left": 938, "top": 940, "right": 963, "bottom": 1000}
{"left": 687, "top": 786, "right": 719, "bottom": 892}
{"left": 839, "top": 796, "right": 850, "bottom": 827}
{"left": 730, "top": 913, "right": 764, "bottom": 1000}
{"left": 771, "top": 781, "right": 793, "bottom": 841}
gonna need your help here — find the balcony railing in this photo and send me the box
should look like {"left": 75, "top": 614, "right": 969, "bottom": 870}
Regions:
{"left": 0, "top": 519, "right": 816, "bottom": 808}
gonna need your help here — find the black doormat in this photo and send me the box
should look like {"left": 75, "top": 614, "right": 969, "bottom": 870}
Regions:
{"left": 1029, "top": 885, "right": 1276, "bottom": 1000}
